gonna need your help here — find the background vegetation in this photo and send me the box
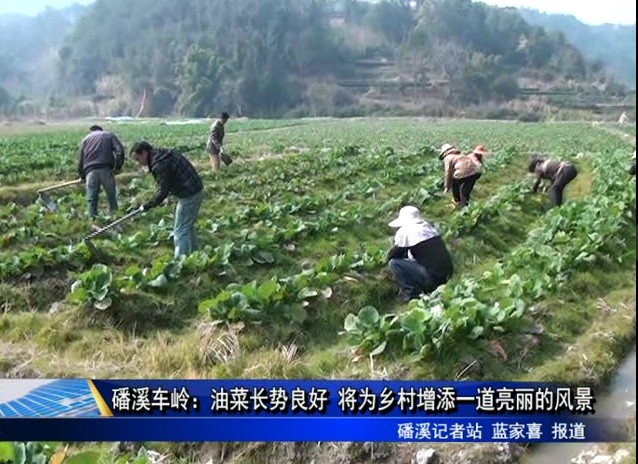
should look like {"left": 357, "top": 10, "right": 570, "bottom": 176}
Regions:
{"left": 0, "top": 0, "right": 635, "bottom": 120}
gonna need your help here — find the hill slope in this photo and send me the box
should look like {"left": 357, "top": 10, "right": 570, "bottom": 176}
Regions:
{"left": 0, "top": 4, "right": 86, "bottom": 97}
{"left": 519, "top": 8, "right": 636, "bottom": 88}
{"left": 0, "top": 0, "right": 633, "bottom": 118}
{"left": 55, "top": 0, "right": 609, "bottom": 117}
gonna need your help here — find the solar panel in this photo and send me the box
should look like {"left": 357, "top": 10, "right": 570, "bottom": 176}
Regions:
{"left": 0, "top": 379, "right": 100, "bottom": 417}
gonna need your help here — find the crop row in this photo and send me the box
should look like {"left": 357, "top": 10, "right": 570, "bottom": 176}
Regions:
{"left": 342, "top": 149, "right": 635, "bottom": 359}
{"left": 0, "top": 144, "right": 521, "bottom": 279}
{"left": 0, "top": 120, "right": 312, "bottom": 185}
{"left": 65, "top": 168, "right": 536, "bottom": 325}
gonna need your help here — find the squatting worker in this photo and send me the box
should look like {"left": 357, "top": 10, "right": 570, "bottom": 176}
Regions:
{"left": 206, "top": 112, "right": 233, "bottom": 172}
{"left": 528, "top": 155, "right": 578, "bottom": 207}
{"left": 386, "top": 205, "right": 454, "bottom": 302}
{"left": 78, "top": 125, "right": 125, "bottom": 221}
{"left": 439, "top": 143, "right": 483, "bottom": 209}
{"left": 130, "top": 141, "right": 204, "bottom": 258}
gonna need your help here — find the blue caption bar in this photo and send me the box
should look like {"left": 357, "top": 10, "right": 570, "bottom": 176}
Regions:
{"left": 0, "top": 417, "right": 629, "bottom": 442}
{"left": 91, "top": 380, "right": 596, "bottom": 417}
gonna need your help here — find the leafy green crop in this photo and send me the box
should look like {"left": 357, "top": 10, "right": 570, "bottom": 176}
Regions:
{"left": 343, "top": 148, "right": 635, "bottom": 359}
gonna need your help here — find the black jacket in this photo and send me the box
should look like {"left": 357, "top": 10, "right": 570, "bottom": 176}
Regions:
{"left": 143, "top": 149, "right": 203, "bottom": 210}
{"left": 387, "top": 235, "right": 454, "bottom": 285}
{"left": 78, "top": 130, "right": 125, "bottom": 178}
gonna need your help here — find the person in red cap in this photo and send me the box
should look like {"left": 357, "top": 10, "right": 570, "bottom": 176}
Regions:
{"left": 439, "top": 143, "right": 484, "bottom": 209}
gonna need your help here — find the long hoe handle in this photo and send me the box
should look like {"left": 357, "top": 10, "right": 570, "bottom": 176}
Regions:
{"left": 84, "top": 209, "right": 141, "bottom": 241}
{"left": 37, "top": 179, "right": 83, "bottom": 194}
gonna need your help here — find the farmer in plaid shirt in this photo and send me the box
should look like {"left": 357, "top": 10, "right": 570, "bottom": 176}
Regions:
{"left": 206, "top": 112, "right": 233, "bottom": 172}
{"left": 130, "top": 141, "right": 204, "bottom": 258}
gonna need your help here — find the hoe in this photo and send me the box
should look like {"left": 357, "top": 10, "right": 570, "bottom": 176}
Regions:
{"left": 37, "top": 179, "right": 83, "bottom": 212}
{"left": 83, "top": 208, "right": 142, "bottom": 259}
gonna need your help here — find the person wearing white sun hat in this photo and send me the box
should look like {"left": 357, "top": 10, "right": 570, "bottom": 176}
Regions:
{"left": 386, "top": 205, "right": 454, "bottom": 302}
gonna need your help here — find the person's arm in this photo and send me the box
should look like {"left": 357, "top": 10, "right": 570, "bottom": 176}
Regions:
{"left": 111, "top": 134, "right": 125, "bottom": 171}
{"left": 142, "top": 163, "right": 171, "bottom": 210}
{"left": 531, "top": 165, "right": 544, "bottom": 193}
{"left": 77, "top": 142, "right": 85, "bottom": 180}
{"left": 444, "top": 158, "right": 454, "bottom": 192}
{"left": 387, "top": 245, "right": 408, "bottom": 261}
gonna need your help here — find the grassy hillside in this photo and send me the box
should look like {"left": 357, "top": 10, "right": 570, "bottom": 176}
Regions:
{"left": 519, "top": 8, "right": 636, "bottom": 89}
{"left": 0, "top": 118, "right": 635, "bottom": 462}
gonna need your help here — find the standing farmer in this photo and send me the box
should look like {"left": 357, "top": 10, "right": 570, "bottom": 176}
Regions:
{"left": 439, "top": 143, "right": 483, "bottom": 209}
{"left": 528, "top": 155, "right": 578, "bottom": 207}
{"left": 78, "top": 125, "right": 125, "bottom": 220}
{"left": 130, "top": 142, "right": 204, "bottom": 258}
{"left": 206, "top": 112, "right": 233, "bottom": 172}
{"left": 386, "top": 205, "right": 454, "bottom": 302}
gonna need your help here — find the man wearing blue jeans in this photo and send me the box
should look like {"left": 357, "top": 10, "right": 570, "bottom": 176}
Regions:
{"left": 386, "top": 206, "right": 454, "bottom": 302}
{"left": 78, "top": 125, "right": 125, "bottom": 222}
{"left": 130, "top": 141, "right": 204, "bottom": 258}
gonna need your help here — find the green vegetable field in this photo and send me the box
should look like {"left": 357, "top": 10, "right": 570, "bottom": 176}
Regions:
{"left": 0, "top": 118, "right": 635, "bottom": 463}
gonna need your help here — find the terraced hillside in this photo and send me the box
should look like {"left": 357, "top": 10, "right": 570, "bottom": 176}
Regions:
{"left": 0, "top": 119, "right": 635, "bottom": 463}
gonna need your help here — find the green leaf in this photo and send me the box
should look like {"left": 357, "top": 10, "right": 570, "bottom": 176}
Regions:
{"left": 198, "top": 299, "right": 216, "bottom": 314}
{"left": 469, "top": 326, "right": 485, "bottom": 339}
{"left": 93, "top": 297, "right": 112, "bottom": 311}
{"left": 257, "top": 279, "right": 280, "bottom": 301}
{"left": 357, "top": 306, "right": 380, "bottom": 326}
{"left": 297, "top": 287, "right": 318, "bottom": 299}
{"left": 31, "top": 455, "right": 46, "bottom": 464}
{"left": 253, "top": 251, "right": 275, "bottom": 264}
{"left": 401, "top": 308, "right": 428, "bottom": 333}
{"left": 0, "top": 443, "right": 14, "bottom": 462}
{"left": 148, "top": 274, "right": 169, "bottom": 288}
{"left": 369, "top": 341, "right": 387, "bottom": 357}
{"left": 70, "top": 280, "right": 82, "bottom": 293}
{"left": 63, "top": 451, "right": 102, "bottom": 464}
{"left": 344, "top": 314, "right": 358, "bottom": 332}
{"left": 13, "top": 443, "right": 25, "bottom": 464}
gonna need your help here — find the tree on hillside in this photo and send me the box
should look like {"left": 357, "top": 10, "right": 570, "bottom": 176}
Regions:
{"left": 519, "top": 8, "right": 636, "bottom": 88}
{"left": 0, "top": 0, "right": 619, "bottom": 117}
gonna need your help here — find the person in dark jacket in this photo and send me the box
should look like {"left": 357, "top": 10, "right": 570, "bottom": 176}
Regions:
{"left": 528, "top": 155, "right": 578, "bottom": 207}
{"left": 78, "top": 125, "right": 125, "bottom": 219}
{"left": 206, "top": 112, "right": 233, "bottom": 172}
{"left": 386, "top": 205, "right": 454, "bottom": 302}
{"left": 131, "top": 141, "right": 204, "bottom": 258}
